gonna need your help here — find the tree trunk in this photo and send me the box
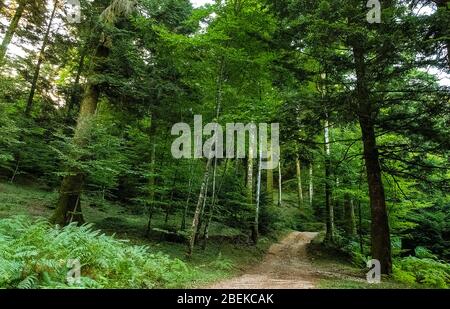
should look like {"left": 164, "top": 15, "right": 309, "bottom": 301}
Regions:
{"left": 344, "top": 193, "right": 356, "bottom": 236}
{"left": 190, "top": 55, "right": 225, "bottom": 254}
{"left": 188, "top": 158, "right": 212, "bottom": 256}
{"left": 266, "top": 162, "right": 273, "bottom": 205}
{"left": 145, "top": 142, "right": 156, "bottom": 236}
{"left": 352, "top": 41, "right": 392, "bottom": 274}
{"left": 251, "top": 145, "right": 262, "bottom": 244}
{"left": 266, "top": 141, "right": 274, "bottom": 205}
{"left": 324, "top": 117, "right": 334, "bottom": 243}
{"left": 181, "top": 161, "right": 194, "bottom": 230}
{"left": 357, "top": 164, "right": 364, "bottom": 254}
{"left": 0, "top": 0, "right": 25, "bottom": 65}
{"left": 277, "top": 161, "right": 282, "bottom": 207}
{"left": 295, "top": 156, "right": 303, "bottom": 208}
{"left": 51, "top": 41, "right": 110, "bottom": 226}
{"left": 201, "top": 156, "right": 217, "bottom": 245}
{"left": 165, "top": 168, "right": 179, "bottom": 226}
{"left": 67, "top": 47, "right": 87, "bottom": 120}
{"left": 309, "top": 162, "right": 313, "bottom": 207}
{"left": 357, "top": 198, "right": 364, "bottom": 254}
{"left": 195, "top": 170, "right": 210, "bottom": 243}
{"left": 246, "top": 145, "right": 254, "bottom": 206}
{"left": 25, "top": 0, "right": 58, "bottom": 116}
{"left": 145, "top": 204, "right": 154, "bottom": 237}
{"left": 202, "top": 158, "right": 228, "bottom": 250}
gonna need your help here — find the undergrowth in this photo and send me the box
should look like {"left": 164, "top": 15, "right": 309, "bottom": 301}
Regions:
{"left": 0, "top": 216, "right": 196, "bottom": 288}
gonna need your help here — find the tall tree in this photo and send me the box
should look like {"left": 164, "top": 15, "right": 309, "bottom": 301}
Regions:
{"left": 295, "top": 156, "right": 303, "bottom": 208}
{"left": 51, "top": 0, "right": 136, "bottom": 225}
{"left": 252, "top": 142, "right": 263, "bottom": 244}
{"left": 323, "top": 114, "right": 334, "bottom": 242}
{"left": 0, "top": 0, "right": 25, "bottom": 65}
{"left": 25, "top": 0, "right": 59, "bottom": 116}
{"left": 0, "top": 0, "right": 46, "bottom": 66}
{"left": 277, "top": 160, "right": 282, "bottom": 207}
{"left": 309, "top": 162, "right": 313, "bottom": 207}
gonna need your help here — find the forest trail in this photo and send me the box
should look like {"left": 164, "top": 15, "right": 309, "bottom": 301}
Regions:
{"left": 208, "top": 232, "right": 320, "bottom": 289}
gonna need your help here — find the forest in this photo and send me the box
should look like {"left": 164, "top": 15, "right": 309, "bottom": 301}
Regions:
{"left": 0, "top": 0, "right": 449, "bottom": 290}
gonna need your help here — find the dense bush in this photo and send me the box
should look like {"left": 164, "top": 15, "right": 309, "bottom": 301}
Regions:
{"left": 0, "top": 216, "right": 194, "bottom": 288}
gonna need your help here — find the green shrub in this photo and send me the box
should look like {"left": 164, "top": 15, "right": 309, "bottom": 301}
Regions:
{"left": 393, "top": 255, "right": 450, "bottom": 288}
{"left": 0, "top": 216, "right": 194, "bottom": 288}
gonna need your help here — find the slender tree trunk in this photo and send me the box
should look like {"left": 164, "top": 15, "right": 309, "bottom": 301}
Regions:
{"left": 309, "top": 162, "right": 313, "bottom": 207}
{"left": 334, "top": 177, "right": 341, "bottom": 224}
{"left": 324, "top": 117, "right": 334, "bottom": 243}
{"left": 251, "top": 145, "right": 262, "bottom": 244}
{"left": 202, "top": 158, "right": 228, "bottom": 250}
{"left": 51, "top": 41, "right": 110, "bottom": 226}
{"left": 344, "top": 193, "right": 356, "bottom": 236}
{"left": 277, "top": 161, "right": 282, "bottom": 207}
{"left": 181, "top": 161, "right": 194, "bottom": 230}
{"left": 145, "top": 205, "right": 154, "bottom": 237}
{"left": 0, "top": 0, "right": 25, "bottom": 65}
{"left": 145, "top": 142, "right": 156, "bottom": 236}
{"left": 358, "top": 199, "right": 364, "bottom": 253}
{"left": 25, "top": 0, "right": 58, "bottom": 116}
{"left": 357, "top": 164, "right": 364, "bottom": 254}
{"left": 189, "top": 55, "right": 225, "bottom": 255}
{"left": 266, "top": 164, "right": 273, "bottom": 205}
{"left": 9, "top": 158, "right": 20, "bottom": 183}
{"left": 353, "top": 41, "right": 392, "bottom": 274}
{"left": 202, "top": 156, "right": 217, "bottom": 242}
{"left": 195, "top": 169, "right": 210, "bottom": 243}
{"left": 296, "top": 156, "right": 303, "bottom": 208}
{"left": 246, "top": 145, "right": 254, "bottom": 206}
{"left": 67, "top": 47, "right": 87, "bottom": 120}
{"left": 165, "top": 169, "right": 179, "bottom": 226}
{"left": 188, "top": 158, "right": 212, "bottom": 256}
{"left": 266, "top": 141, "right": 274, "bottom": 205}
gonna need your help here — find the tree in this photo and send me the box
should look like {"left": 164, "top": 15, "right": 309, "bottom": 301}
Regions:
{"left": 0, "top": 0, "right": 46, "bottom": 66}
{"left": 0, "top": 0, "right": 26, "bottom": 65}
{"left": 295, "top": 156, "right": 303, "bottom": 208}
{"left": 25, "top": 0, "right": 59, "bottom": 116}
{"left": 51, "top": 0, "right": 136, "bottom": 225}
{"left": 267, "top": 0, "right": 449, "bottom": 273}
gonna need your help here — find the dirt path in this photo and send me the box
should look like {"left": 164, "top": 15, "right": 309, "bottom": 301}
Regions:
{"left": 208, "top": 232, "right": 320, "bottom": 289}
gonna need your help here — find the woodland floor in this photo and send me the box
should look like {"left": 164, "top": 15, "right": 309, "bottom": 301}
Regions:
{"left": 0, "top": 182, "right": 410, "bottom": 289}
{"left": 208, "top": 231, "right": 410, "bottom": 289}
{"left": 208, "top": 231, "right": 319, "bottom": 288}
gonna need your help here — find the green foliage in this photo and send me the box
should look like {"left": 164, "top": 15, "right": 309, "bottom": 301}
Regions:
{"left": 0, "top": 0, "right": 449, "bottom": 290}
{"left": 0, "top": 216, "right": 195, "bottom": 288}
{"left": 209, "top": 253, "right": 234, "bottom": 271}
{"left": 394, "top": 256, "right": 450, "bottom": 289}
{"left": 0, "top": 103, "right": 20, "bottom": 171}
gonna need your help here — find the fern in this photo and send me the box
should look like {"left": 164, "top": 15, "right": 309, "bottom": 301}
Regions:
{"left": 0, "top": 215, "right": 194, "bottom": 288}
{"left": 17, "top": 275, "right": 38, "bottom": 289}
{"left": 394, "top": 255, "right": 450, "bottom": 288}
